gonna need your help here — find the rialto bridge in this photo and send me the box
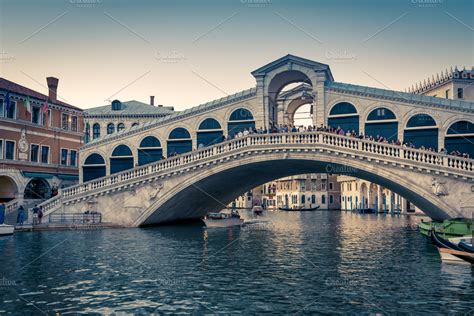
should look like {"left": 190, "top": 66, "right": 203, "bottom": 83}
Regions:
{"left": 39, "top": 55, "right": 474, "bottom": 226}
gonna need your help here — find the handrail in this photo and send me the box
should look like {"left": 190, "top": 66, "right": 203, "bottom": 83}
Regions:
{"left": 40, "top": 131, "right": 474, "bottom": 215}
{"left": 5, "top": 199, "right": 19, "bottom": 214}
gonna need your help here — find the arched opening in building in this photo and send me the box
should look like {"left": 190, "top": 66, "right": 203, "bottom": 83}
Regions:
{"left": 227, "top": 109, "right": 255, "bottom": 137}
{"left": 117, "top": 123, "right": 125, "bottom": 132}
{"left": 92, "top": 123, "right": 101, "bottom": 140}
{"left": 0, "top": 176, "right": 18, "bottom": 202}
{"left": 445, "top": 120, "right": 474, "bottom": 157}
{"left": 197, "top": 118, "right": 223, "bottom": 147}
{"left": 83, "top": 153, "right": 106, "bottom": 182}
{"left": 404, "top": 114, "right": 438, "bottom": 150}
{"left": 107, "top": 123, "right": 115, "bottom": 134}
{"left": 365, "top": 107, "right": 398, "bottom": 141}
{"left": 277, "top": 83, "right": 314, "bottom": 127}
{"left": 167, "top": 127, "right": 192, "bottom": 156}
{"left": 110, "top": 145, "right": 134, "bottom": 174}
{"left": 132, "top": 122, "right": 139, "bottom": 127}
{"left": 328, "top": 102, "right": 359, "bottom": 133}
{"left": 24, "top": 178, "right": 51, "bottom": 200}
{"left": 138, "top": 136, "right": 163, "bottom": 166}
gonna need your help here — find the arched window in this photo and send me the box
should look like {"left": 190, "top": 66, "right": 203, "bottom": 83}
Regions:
{"left": 132, "top": 122, "right": 139, "bottom": 127}
{"left": 107, "top": 123, "right": 115, "bottom": 134}
{"left": 365, "top": 107, "right": 398, "bottom": 141}
{"left": 228, "top": 108, "right": 255, "bottom": 137}
{"left": 83, "top": 153, "right": 106, "bottom": 182}
{"left": 110, "top": 144, "right": 134, "bottom": 174}
{"left": 328, "top": 102, "right": 359, "bottom": 133}
{"left": 445, "top": 121, "right": 474, "bottom": 157}
{"left": 301, "top": 195, "right": 305, "bottom": 204}
{"left": 197, "top": 118, "right": 223, "bottom": 147}
{"left": 167, "top": 127, "right": 192, "bottom": 156}
{"left": 117, "top": 123, "right": 125, "bottom": 132}
{"left": 92, "top": 123, "right": 101, "bottom": 140}
{"left": 404, "top": 114, "right": 438, "bottom": 150}
{"left": 84, "top": 123, "right": 90, "bottom": 143}
{"left": 138, "top": 136, "right": 163, "bottom": 166}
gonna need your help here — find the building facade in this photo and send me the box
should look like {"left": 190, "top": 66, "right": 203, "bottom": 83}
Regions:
{"left": 0, "top": 77, "right": 84, "bottom": 209}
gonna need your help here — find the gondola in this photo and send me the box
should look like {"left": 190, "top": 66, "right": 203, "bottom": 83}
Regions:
{"left": 430, "top": 229, "right": 474, "bottom": 264}
{"left": 278, "top": 205, "right": 320, "bottom": 212}
{"left": 459, "top": 241, "right": 474, "bottom": 253}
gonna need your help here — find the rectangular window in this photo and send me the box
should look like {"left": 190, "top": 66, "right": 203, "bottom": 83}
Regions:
{"left": 5, "top": 140, "right": 15, "bottom": 160}
{"left": 71, "top": 116, "right": 78, "bottom": 132}
{"left": 445, "top": 89, "right": 450, "bottom": 99}
{"left": 30, "top": 144, "right": 39, "bottom": 162}
{"left": 330, "top": 195, "right": 334, "bottom": 204}
{"left": 32, "top": 106, "right": 41, "bottom": 124}
{"left": 0, "top": 99, "right": 4, "bottom": 118}
{"left": 70, "top": 150, "right": 77, "bottom": 166}
{"left": 62, "top": 113, "right": 69, "bottom": 130}
{"left": 457, "top": 88, "right": 463, "bottom": 99}
{"left": 41, "top": 146, "right": 49, "bottom": 164}
{"left": 6, "top": 101, "right": 16, "bottom": 119}
{"left": 42, "top": 109, "right": 52, "bottom": 127}
{"left": 61, "top": 148, "right": 68, "bottom": 165}
{"left": 329, "top": 182, "right": 334, "bottom": 190}
{"left": 0, "top": 140, "right": 3, "bottom": 159}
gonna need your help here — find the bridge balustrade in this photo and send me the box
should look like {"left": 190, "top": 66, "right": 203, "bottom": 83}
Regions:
{"left": 40, "top": 131, "right": 474, "bottom": 215}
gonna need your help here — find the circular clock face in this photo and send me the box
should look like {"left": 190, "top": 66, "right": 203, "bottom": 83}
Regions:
{"left": 18, "top": 139, "right": 29, "bottom": 153}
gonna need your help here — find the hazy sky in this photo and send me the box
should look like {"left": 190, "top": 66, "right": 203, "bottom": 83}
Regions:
{"left": 0, "top": 0, "right": 473, "bottom": 111}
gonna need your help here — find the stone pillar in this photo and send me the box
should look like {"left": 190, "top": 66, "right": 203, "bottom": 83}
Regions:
{"left": 401, "top": 197, "right": 408, "bottom": 213}
{"left": 313, "top": 72, "right": 327, "bottom": 127}
{"left": 438, "top": 127, "right": 445, "bottom": 151}
{"left": 377, "top": 186, "right": 384, "bottom": 213}
{"left": 254, "top": 76, "right": 267, "bottom": 129}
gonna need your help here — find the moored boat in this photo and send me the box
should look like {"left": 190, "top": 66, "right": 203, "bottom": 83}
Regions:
{"left": 430, "top": 230, "right": 474, "bottom": 264}
{"left": 202, "top": 210, "right": 243, "bottom": 228}
{"left": 0, "top": 224, "right": 14, "bottom": 236}
{"left": 252, "top": 205, "right": 264, "bottom": 216}
{"left": 418, "top": 218, "right": 471, "bottom": 239}
{"left": 278, "top": 205, "right": 320, "bottom": 212}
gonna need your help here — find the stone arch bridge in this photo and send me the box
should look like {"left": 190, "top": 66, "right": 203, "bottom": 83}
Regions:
{"left": 40, "top": 55, "right": 474, "bottom": 226}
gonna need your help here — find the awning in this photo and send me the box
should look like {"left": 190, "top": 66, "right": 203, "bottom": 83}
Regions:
{"left": 22, "top": 172, "right": 54, "bottom": 179}
{"left": 56, "top": 174, "right": 78, "bottom": 181}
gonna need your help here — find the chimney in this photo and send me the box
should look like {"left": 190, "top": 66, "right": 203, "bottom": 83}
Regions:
{"left": 46, "top": 77, "right": 59, "bottom": 102}
{"left": 150, "top": 95, "right": 155, "bottom": 106}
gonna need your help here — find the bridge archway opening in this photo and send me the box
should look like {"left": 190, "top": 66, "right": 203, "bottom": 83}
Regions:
{"left": 110, "top": 145, "right": 134, "bottom": 174}
{"left": 167, "top": 127, "right": 192, "bottom": 156}
{"left": 328, "top": 102, "right": 359, "bottom": 133}
{"left": 228, "top": 109, "right": 255, "bottom": 137}
{"left": 365, "top": 108, "right": 398, "bottom": 141}
{"left": 268, "top": 70, "right": 314, "bottom": 126}
{"left": 0, "top": 176, "right": 18, "bottom": 202}
{"left": 404, "top": 114, "right": 438, "bottom": 150}
{"left": 197, "top": 118, "right": 223, "bottom": 147}
{"left": 24, "top": 178, "right": 50, "bottom": 200}
{"left": 445, "top": 120, "right": 474, "bottom": 157}
{"left": 138, "top": 136, "right": 163, "bottom": 166}
{"left": 83, "top": 153, "right": 106, "bottom": 182}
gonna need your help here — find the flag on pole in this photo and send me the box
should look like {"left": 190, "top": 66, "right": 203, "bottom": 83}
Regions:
{"left": 24, "top": 96, "right": 31, "bottom": 114}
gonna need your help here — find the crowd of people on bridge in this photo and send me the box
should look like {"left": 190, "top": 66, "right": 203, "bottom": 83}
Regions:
{"left": 228, "top": 124, "right": 470, "bottom": 159}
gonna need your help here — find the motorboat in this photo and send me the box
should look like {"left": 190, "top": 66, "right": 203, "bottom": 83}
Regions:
{"left": 430, "top": 230, "right": 473, "bottom": 264}
{"left": 0, "top": 224, "right": 14, "bottom": 236}
{"left": 252, "top": 205, "right": 264, "bottom": 216}
{"left": 202, "top": 210, "right": 243, "bottom": 228}
{"left": 279, "top": 205, "right": 320, "bottom": 211}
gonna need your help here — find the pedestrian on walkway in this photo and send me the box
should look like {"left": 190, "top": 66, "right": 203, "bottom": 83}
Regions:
{"left": 38, "top": 206, "right": 44, "bottom": 224}
{"left": 17, "top": 205, "right": 26, "bottom": 226}
{"left": 32, "top": 204, "right": 39, "bottom": 225}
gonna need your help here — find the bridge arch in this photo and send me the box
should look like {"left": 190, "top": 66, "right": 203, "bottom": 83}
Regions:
{"left": 445, "top": 120, "right": 474, "bottom": 157}
{"left": 365, "top": 107, "right": 398, "bottom": 141}
{"left": 138, "top": 136, "right": 163, "bottom": 166}
{"left": 227, "top": 108, "right": 255, "bottom": 137}
{"left": 167, "top": 127, "right": 192, "bottom": 156}
{"left": 197, "top": 118, "right": 223, "bottom": 147}
{"left": 137, "top": 151, "right": 460, "bottom": 225}
{"left": 110, "top": 144, "right": 134, "bottom": 174}
{"left": 403, "top": 113, "right": 439, "bottom": 150}
{"left": 82, "top": 153, "right": 106, "bottom": 182}
{"left": 327, "top": 101, "right": 359, "bottom": 133}
{"left": 0, "top": 175, "right": 18, "bottom": 202}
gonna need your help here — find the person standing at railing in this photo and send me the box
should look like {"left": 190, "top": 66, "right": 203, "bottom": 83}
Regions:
{"left": 16, "top": 205, "right": 25, "bottom": 226}
{"left": 32, "top": 205, "right": 39, "bottom": 225}
{"left": 38, "top": 206, "right": 44, "bottom": 225}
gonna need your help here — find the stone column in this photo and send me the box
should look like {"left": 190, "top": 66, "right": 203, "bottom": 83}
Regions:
{"left": 401, "top": 197, "right": 408, "bottom": 213}
{"left": 254, "top": 76, "right": 267, "bottom": 129}
{"left": 378, "top": 186, "right": 384, "bottom": 213}
{"left": 313, "top": 72, "right": 327, "bottom": 127}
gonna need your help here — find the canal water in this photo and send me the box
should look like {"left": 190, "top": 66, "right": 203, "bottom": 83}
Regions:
{"left": 1, "top": 211, "right": 472, "bottom": 315}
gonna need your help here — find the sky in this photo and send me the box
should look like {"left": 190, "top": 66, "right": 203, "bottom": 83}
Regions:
{"left": 0, "top": 0, "right": 473, "bottom": 111}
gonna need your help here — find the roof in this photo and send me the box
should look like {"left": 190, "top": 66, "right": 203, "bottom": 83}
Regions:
{"left": 251, "top": 54, "right": 334, "bottom": 81}
{"left": 83, "top": 87, "right": 257, "bottom": 148}
{"left": 327, "top": 81, "right": 474, "bottom": 112}
{"left": 0, "top": 77, "right": 82, "bottom": 111}
{"left": 84, "top": 100, "right": 175, "bottom": 116}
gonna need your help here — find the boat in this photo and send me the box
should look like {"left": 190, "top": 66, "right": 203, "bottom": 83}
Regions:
{"left": 418, "top": 218, "right": 472, "bottom": 239}
{"left": 252, "top": 205, "right": 264, "bottom": 216}
{"left": 0, "top": 224, "right": 14, "bottom": 236}
{"left": 202, "top": 210, "right": 243, "bottom": 228}
{"left": 278, "top": 205, "right": 320, "bottom": 211}
{"left": 430, "top": 230, "right": 474, "bottom": 264}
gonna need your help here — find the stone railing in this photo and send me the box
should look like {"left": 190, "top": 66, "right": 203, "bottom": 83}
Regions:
{"left": 40, "top": 131, "right": 474, "bottom": 216}
{"left": 5, "top": 199, "right": 19, "bottom": 214}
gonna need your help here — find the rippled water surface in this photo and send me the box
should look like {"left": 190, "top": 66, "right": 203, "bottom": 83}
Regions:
{"left": 1, "top": 211, "right": 473, "bottom": 315}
